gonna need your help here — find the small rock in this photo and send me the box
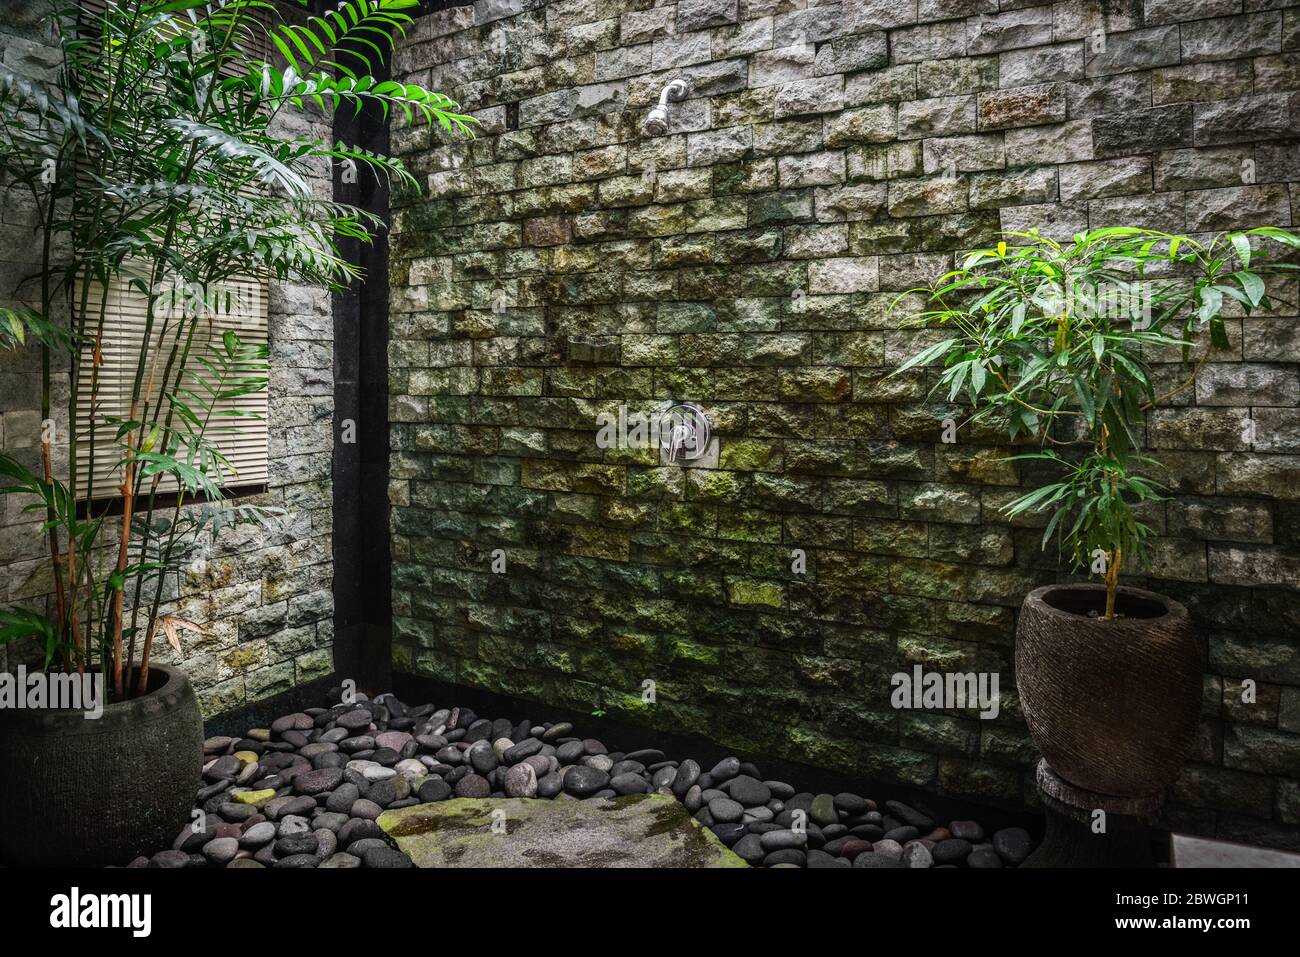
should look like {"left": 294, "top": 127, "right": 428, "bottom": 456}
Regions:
{"left": 202, "top": 837, "right": 239, "bottom": 865}
{"left": 708, "top": 797, "right": 744, "bottom": 824}
{"left": 885, "top": 800, "right": 933, "bottom": 830}
{"left": 455, "top": 773, "right": 491, "bottom": 798}
{"left": 933, "top": 838, "right": 973, "bottom": 864}
{"left": 610, "top": 772, "right": 649, "bottom": 795}
{"left": 950, "top": 819, "right": 985, "bottom": 842}
{"left": 709, "top": 757, "right": 740, "bottom": 783}
{"left": 418, "top": 778, "right": 452, "bottom": 803}
{"left": 833, "top": 792, "right": 869, "bottom": 815}
{"left": 149, "top": 849, "right": 191, "bottom": 868}
{"left": 672, "top": 760, "right": 702, "bottom": 797}
{"left": 872, "top": 839, "right": 903, "bottom": 862}
{"left": 763, "top": 848, "right": 806, "bottom": 867}
{"left": 505, "top": 763, "right": 539, "bottom": 798}
{"left": 541, "top": 722, "right": 573, "bottom": 742}
{"left": 728, "top": 775, "right": 771, "bottom": 807}
{"left": 852, "top": 852, "right": 900, "bottom": 868}
{"left": 363, "top": 846, "right": 413, "bottom": 868}
{"left": 335, "top": 709, "right": 372, "bottom": 732}
{"left": 319, "top": 852, "right": 361, "bottom": 868}
{"left": 809, "top": 793, "right": 838, "bottom": 827}
{"left": 239, "top": 822, "right": 275, "bottom": 848}
{"left": 901, "top": 842, "right": 933, "bottom": 868}
{"left": 759, "top": 829, "right": 805, "bottom": 852}
{"left": 993, "top": 827, "right": 1032, "bottom": 864}
{"left": 563, "top": 765, "right": 609, "bottom": 797}
{"left": 292, "top": 767, "right": 343, "bottom": 795}
{"left": 274, "top": 833, "right": 318, "bottom": 857}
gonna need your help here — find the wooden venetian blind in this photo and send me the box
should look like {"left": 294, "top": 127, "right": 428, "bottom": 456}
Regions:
{"left": 74, "top": 275, "right": 270, "bottom": 499}
{"left": 73, "top": 1, "right": 273, "bottom": 500}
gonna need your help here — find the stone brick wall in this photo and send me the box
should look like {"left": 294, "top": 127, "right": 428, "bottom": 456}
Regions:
{"left": 388, "top": 0, "right": 1300, "bottom": 847}
{"left": 0, "top": 2, "right": 336, "bottom": 715}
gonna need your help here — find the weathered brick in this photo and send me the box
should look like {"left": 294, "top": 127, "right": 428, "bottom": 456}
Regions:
{"left": 968, "top": 167, "right": 1057, "bottom": 209}
{"left": 774, "top": 76, "right": 845, "bottom": 118}
{"left": 823, "top": 105, "right": 897, "bottom": 147}
{"left": 888, "top": 175, "right": 968, "bottom": 217}
{"left": 686, "top": 126, "right": 753, "bottom": 166}
{"left": 896, "top": 95, "right": 977, "bottom": 140}
{"left": 1181, "top": 13, "right": 1282, "bottom": 64}
{"left": 890, "top": 20, "right": 968, "bottom": 64}
{"left": 1153, "top": 61, "right": 1254, "bottom": 105}
{"left": 1086, "top": 25, "right": 1181, "bottom": 77}
{"left": 1185, "top": 185, "right": 1293, "bottom": 231}
{"left": 1195, "top": 95, "right": 1298, "bottom": 146}
{"left": 1255, "top": 408, "right": 1300, "bottom": 454}
{"left": 978, "top": 84, "right": 1064, "bottom": 130}
{"left": 1065, "top": 73, "right": 1151, "bottom": 118}
{"left": 922, "top": 134, "right": 1004, "bottom": 175}
{"left": 1197, "top": 364, "right": 1300, "bottom": 408}
{"left": 676, "top": 0, "right": 739, "bottom": 33}
{"left": 1088, "top": 191, "right": 1185, "bottom": 232}
{"left": 1168, "top": 497, "right": 1274, "bottom": 545}
{"left": 1058, "top": 157, "right": 1151, "bottom": 201}
{"left": 1154, "top": 147, "right": 1254, "bottom": 191}
{"left": 1218, "top": 454, "right": 1300, "bottom": 500}
{"left": 777, "top": 150, "right": 846, "bottom": 187}
{"left": 965, "top": 7, "right": 1054, "bottom": 55}
{"left": 1150, "top": 407, "right": 1252, "bottom": 452}
{"left": 1004, "top": 120, "right": 1093, "bottom": 166}
{"left": 846, "top": 0, "right": 918, "bottom": 32}
{"left": 814, "top": 32, "right": 889, "bottom": 75}
{"left": 807, "top": 257, "right": 880, "bottom": 294}
{"left": 1092, "top": 105, "right": 1193, "bottom": 158}
{"left": 844, "top": 65, "right": 918, "bottom": 107}
{"left": 998, "top": 43, "right": 1084, "bottom": 87}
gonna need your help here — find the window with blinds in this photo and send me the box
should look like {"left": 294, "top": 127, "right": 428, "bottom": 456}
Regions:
{"left": 72, "top": 1, "right": 273, "bottom": 501}
{"left": 73, "top": 274, "right": 270, "bottom": 500}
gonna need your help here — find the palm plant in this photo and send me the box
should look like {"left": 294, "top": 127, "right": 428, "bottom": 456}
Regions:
{"left": 894, "top": 226, "right": 1299, "bottom": 619}
{"left": 0, "top": 0, "right": 473, "bottom": 697}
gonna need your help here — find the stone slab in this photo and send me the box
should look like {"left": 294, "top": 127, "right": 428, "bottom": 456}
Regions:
{"left": 378, "top": 794, "right": 748, "bottom": 868}
{"left": 1171, "top": 833, "right": 1300, "bottom": 868}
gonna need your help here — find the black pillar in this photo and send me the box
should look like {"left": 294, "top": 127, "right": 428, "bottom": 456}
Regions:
{"left": 330, "top": 4, "right": 393, "bottom": 693}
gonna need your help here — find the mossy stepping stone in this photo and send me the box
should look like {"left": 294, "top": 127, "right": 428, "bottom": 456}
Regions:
{"left": 378, "top": 794, "right": 747, "bottom": 868}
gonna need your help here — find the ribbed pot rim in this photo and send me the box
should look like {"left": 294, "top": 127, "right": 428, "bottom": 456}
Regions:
{"left": 1024, "top": 582, "right": 1188, "bottom": 625}
{"left": 0, "top": 664, "right": 186, "bottom": 728}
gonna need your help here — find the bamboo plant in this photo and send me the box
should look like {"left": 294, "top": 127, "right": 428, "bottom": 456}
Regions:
{"left": 893, "top": 226, "right": 1299, "bottom": 619}
{"left": 0, "top": 0, "right": 474, "bottom": 697}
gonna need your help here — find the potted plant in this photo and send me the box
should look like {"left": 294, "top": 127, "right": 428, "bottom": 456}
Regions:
{"left": 0, "top": 0, "right": 472, "bottom": 866}
{"left": 893, "top": 226, "right": 1299, "bottom": 799}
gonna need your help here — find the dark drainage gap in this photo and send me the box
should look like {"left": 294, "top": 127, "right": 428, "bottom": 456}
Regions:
{"left": 203, "top": 675, "right": 339, "bottom": 739}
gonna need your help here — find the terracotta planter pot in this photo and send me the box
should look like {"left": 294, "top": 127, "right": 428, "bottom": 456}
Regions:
{"left": 1015, "top": 583, "right": 1201, "bottom": 798}
{"left": 0, "top": 665, "right": 202, "bottom": 867}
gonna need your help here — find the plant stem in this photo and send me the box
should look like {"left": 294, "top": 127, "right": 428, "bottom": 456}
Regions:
{"left": 1104, "top": 546, "right": 1122, "bottom": 621}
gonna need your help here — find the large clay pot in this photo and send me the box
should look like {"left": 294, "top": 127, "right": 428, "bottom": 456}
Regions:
{"left": 1015, "top": 583, "right": 1201, "bottom": 797}
{"left": 0, "top": 665, "right": 203, "bottom": 867}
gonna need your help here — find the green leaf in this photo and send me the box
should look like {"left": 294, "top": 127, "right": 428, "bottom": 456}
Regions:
{"left": 1230, "top": 233, "right": 1251, "bottom": 269}
{"left": 1233, "top": 270, "right": 1265, "bottom": 308}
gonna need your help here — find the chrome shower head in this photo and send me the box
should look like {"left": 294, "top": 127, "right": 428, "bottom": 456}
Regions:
{"left": 643, "top": 78, "right": 689, "bottom": 136}
{"left": 644, "top": 105, "right": 670, "bottom": 136}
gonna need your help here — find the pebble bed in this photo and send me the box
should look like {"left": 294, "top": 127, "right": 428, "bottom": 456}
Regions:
{"left": 130, "top": 690, "right": 1035, "bottom": 869}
